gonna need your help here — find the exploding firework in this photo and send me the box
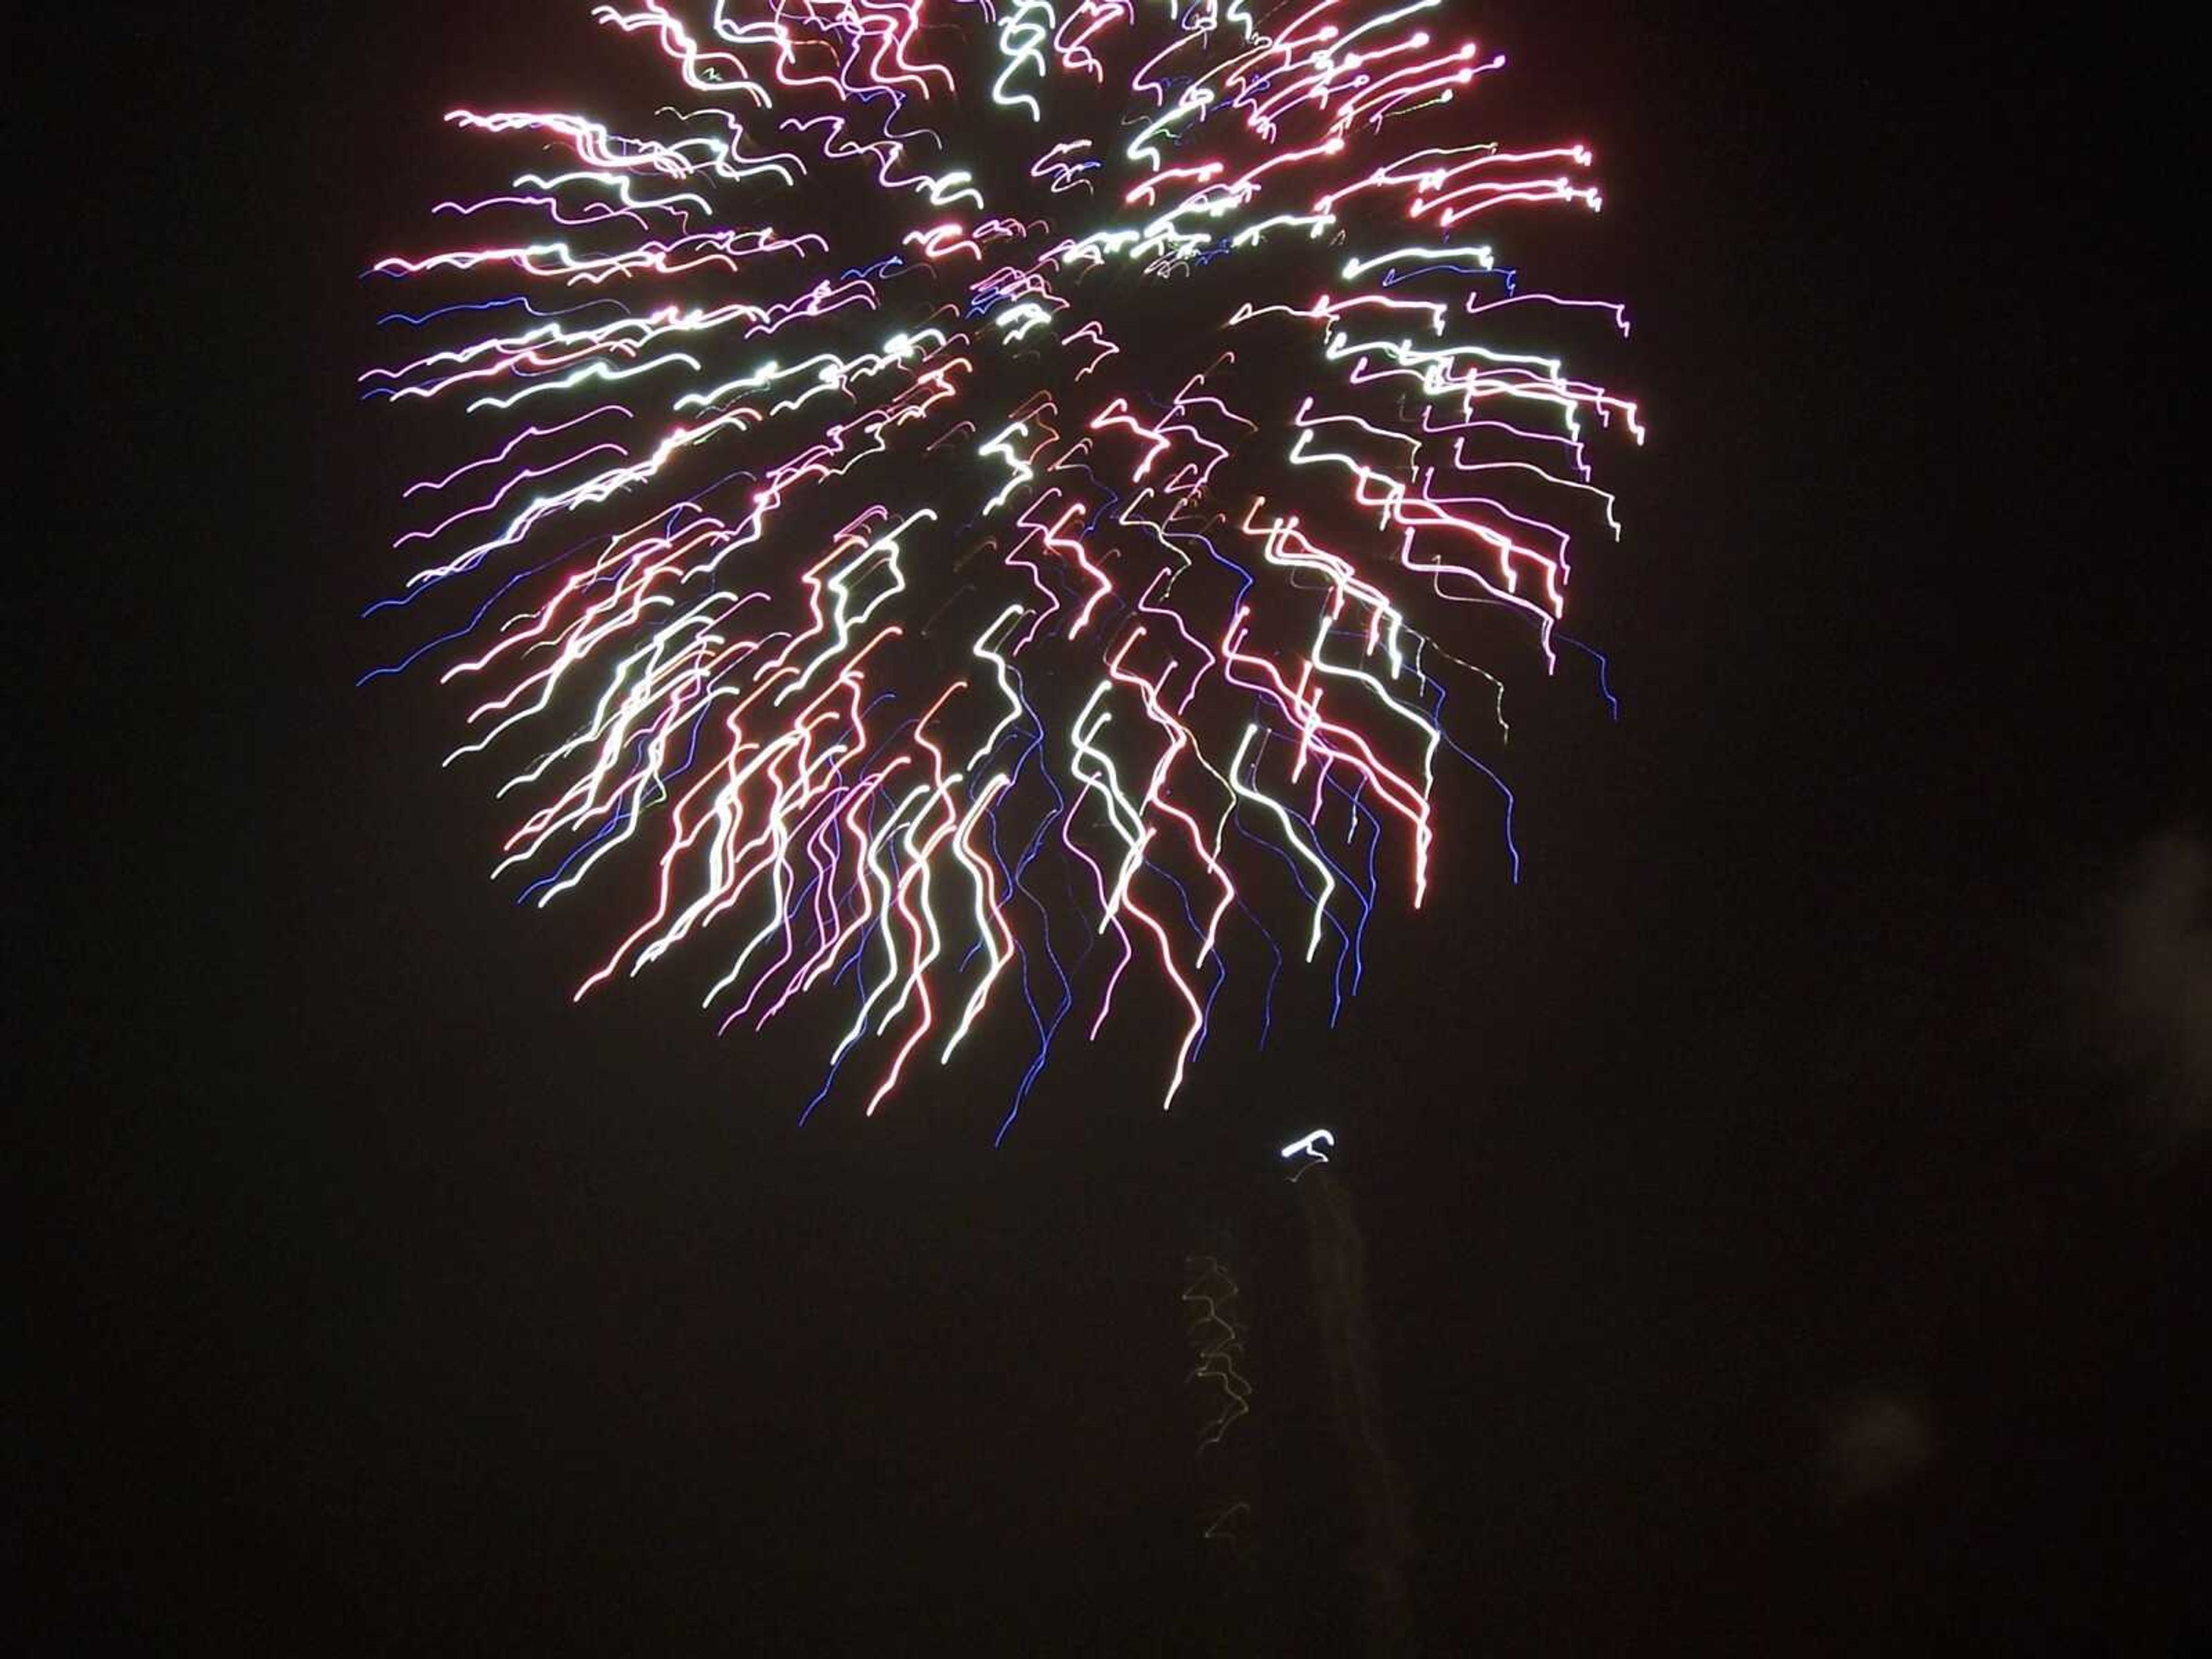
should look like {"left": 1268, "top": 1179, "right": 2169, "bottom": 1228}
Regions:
{"left": 364, "top": 0, "right": 1641, "bottom": 1134}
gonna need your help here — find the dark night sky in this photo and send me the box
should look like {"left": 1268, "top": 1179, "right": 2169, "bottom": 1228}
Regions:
{"left": 28, "top": 4, "right": 2206, "bottom": 1652}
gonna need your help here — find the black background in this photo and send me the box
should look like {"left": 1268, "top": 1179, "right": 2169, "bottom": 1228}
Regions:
{"left": 28, "top": 3, "right": 2206, "bottom": 1652}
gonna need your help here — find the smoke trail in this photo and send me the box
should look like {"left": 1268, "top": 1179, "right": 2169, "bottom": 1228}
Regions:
{"left": 2082, "top": 827, "right": 2212, "bottom": 1145}
{"left": 1294, "top": 1159, "right": 1415, "bottom": 1651}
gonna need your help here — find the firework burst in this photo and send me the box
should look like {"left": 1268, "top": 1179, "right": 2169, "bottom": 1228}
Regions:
{"left": 365, "top": 0, "right": 1642, "bottom": 1135}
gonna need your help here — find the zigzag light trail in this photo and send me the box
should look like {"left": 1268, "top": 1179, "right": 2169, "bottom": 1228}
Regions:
{"left": 365, "top": 0, "right": 1640, "bottom": 1137}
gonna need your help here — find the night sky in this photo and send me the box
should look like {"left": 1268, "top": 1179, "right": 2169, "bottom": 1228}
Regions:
{"left": 31, "top": 3, "right": 2206, "bottom": 1652}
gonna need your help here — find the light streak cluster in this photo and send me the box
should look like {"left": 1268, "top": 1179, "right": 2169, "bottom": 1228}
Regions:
{"left": 1183, "top": 1253, "right": 1253, "bottom": 1450}
{"left": 366, "top": 0, "right": 1639, "bottom": 1132}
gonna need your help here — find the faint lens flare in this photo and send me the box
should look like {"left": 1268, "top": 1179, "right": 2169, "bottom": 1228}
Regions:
{"left": 1817, "top": 1385, "right": 1938, "bottom": 1505}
